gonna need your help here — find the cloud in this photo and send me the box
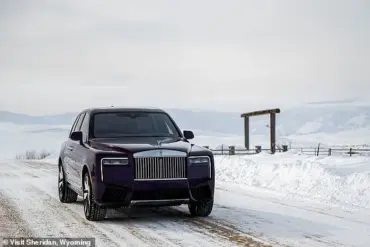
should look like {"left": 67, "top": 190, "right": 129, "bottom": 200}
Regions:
{"left": 1, "top": 0, "right": 370, "bottom": 114}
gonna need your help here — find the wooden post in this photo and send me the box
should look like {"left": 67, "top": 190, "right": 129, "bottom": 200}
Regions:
{"left": 349, "top": 148, "right": 352, "bottom": 157}
{"left": 328, "top": 148, "right": 331, "bottom": 156}
{"left": 229, "top": 146, "right": 235, "bottom": 155}
{"left": 244, "top": 117, "right": 249, "bottom": 150}
{"left": 270, "top": 113, "right": 276, "bottom": 154}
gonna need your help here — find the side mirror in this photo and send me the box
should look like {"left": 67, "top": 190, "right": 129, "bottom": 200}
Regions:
{"left": 183, "top": 130, "right": 194, "bottom": 140}
{"left": 70, "top": 131, "right": 83, "bottom": 143}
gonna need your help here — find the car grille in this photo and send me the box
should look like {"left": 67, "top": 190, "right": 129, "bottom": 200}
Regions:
{"left": 134, "top": 157, "right": 186, "bottom": 180}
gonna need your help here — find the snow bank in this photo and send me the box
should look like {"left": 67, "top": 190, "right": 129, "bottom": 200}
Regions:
{"left": 215, "top": 151, "right": 370, "bottom": 209}
{"left": 37, "top": 152, "right": 59, "bottom": 165}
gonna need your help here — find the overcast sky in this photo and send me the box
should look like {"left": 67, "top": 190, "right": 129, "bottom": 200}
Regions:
{"left": 1, "top": 0, "right": 369, "bottom": 115}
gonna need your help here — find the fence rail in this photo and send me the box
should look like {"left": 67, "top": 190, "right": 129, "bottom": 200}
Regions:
{"left": 205, "top": 145, "right": 370, "bottom": 157}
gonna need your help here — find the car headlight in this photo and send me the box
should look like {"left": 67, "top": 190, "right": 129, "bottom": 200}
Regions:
{"left": 188, "top": 156, "right": 210, "bottom": 165}
{"left": 102, "top": 158, "right": 129, "bottom": 165}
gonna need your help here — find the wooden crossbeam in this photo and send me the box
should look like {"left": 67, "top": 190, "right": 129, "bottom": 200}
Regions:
{"left": 240, "top": 108, "right": 280, "bottom": 117}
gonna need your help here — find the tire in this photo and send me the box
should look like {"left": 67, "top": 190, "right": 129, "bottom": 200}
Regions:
{"left": 58, "top": 164, "right": 78, "bottom": 203}
{"left": 188, "top": 199, "right": 213, "bottom": 217}
{"left": 83, "top": 172, "right": 107, "bottom": 221}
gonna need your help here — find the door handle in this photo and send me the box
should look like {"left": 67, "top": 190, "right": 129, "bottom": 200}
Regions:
{"left": 67, "top": 146, "right": 74, "bottom": 151}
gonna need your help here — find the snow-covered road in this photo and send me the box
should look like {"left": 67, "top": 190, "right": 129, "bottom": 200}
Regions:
{"left": 0, "top": 160, "right": 369, "bottom": 247}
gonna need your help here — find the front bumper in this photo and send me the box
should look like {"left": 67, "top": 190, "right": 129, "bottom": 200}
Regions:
{"left": 93, "top": 178, "right": 214, "bottom": 207}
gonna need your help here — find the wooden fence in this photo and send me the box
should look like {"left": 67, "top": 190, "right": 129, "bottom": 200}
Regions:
{"left": 205, "top": 145, "right": 370, "bottom": 157}
{"left": 297, "top": 147, "right": 370, "bottom": 156}
{"left": 205, "top": 146, "right": 287, "bottom": 155}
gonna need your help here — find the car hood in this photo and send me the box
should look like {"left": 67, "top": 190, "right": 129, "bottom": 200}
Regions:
{"left": 88, "top": 136, "right": 193, "bottom": 154}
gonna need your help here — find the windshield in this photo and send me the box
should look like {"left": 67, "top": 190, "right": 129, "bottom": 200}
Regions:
{"left": 91, "top": 112, "right": 182, "bottom": 138}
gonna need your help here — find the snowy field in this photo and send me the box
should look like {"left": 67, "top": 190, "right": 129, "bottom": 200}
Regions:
{"left": 2, "top": 122, "right": 370, "bottom": 160}
{"left": 0, "top": 123, "right": 370, "bottom": 246}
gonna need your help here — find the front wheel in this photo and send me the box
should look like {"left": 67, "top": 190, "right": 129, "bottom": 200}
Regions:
{"left": 188, "top": 199, "right": 213, "bottom": 217}
{"left": 83, "top": 173, "right": 106, "bottom": 221}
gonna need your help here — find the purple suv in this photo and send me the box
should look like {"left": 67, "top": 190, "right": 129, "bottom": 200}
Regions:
{"left": 58, "top": 107, "right": 215, "bottom": 221}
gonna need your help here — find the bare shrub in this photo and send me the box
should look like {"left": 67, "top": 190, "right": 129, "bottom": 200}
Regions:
{"left": 15, "top": 153, "right": 23, "bottom": 160}
{"left": 15, "top": 150, "right": 52, "bottom": 160}
{"left": 25, "top": 150, "right": 37, "bottom": 159}
{"left": 38, "top": 150, "right": 51, "bottom": 159}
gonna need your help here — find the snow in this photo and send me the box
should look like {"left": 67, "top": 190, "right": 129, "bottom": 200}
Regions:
{"left": 215, "top": 152, "right": 370, "bottom": 209}
{"left": 296, "top": 118, "right": 324, "bottom": 134}
{"left": 1, "top": 158, "right": 370, "bottom": 247}
{"left": 37, "top": 152, "right": 59, "bottom": 165}
{"left": 347, "top": 114, "right": 368, "bottom": 127}
{"left": 287, "top": 128, "right": 370, "bottom": 147}
{"left": 0, "top": 123, "right": 69, "bottom": 159}
{"left": 215, "top": 183, "right": 370, "bottom": 247}
{"left": 1, "top": 122, "right": 370, "bottom": 246}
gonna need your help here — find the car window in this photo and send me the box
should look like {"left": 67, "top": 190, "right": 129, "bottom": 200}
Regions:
{"left": 69, "top": 113, "right": 81, "bottom": 136}
{"left": 75, "top": 112, "right": 86, "bottom": 131}
{"left": 92, "top": 112, "right": 181, "bottom": 138}
{"left": 80, "top": 112, "right": 90, "bottom": 141}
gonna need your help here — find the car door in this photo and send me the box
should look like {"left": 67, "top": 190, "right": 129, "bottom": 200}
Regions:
{"left": 69, "top": 112, "right": 90, "bottom": 191}
{"left": 68, "top": 112, "right": 86, "bottom": 189}
{"left": 63, "top": 113, "right": 81, "bottom": 181}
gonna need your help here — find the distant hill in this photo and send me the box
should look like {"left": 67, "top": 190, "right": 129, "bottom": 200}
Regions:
{"left": 0, "top": 109, "right": 244, "bottom": 134}
{"left": 0, "top": 111, "right": 77, "bottom": 126}
{"left": 1, "top": 102, "right": 370, "bottom": 136}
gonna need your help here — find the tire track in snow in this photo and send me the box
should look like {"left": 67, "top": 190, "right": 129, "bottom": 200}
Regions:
{"left": 11, "top": 182, "right": 169, "bottom": 247}
{"left": 111, "top": 207, "right": 218, "bottom": 247}
{"left": 157, "top": 207, "right": 273, "bottom": 247}
{"left": 0, "top": 191, "right": 34, "bottom": 239}
{"left": 0, "top": 183, "right": 123, "bottom": 247}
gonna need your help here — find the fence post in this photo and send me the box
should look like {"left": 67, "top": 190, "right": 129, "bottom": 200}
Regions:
{"left": 349, "top": 148, "right": 352, "bottom": 157}
{"left": 328, "top": 148, "right": 331, "bottom": 156}
{"left": 229, "top": 146, "right": 235, "bottom": 155}
{"left": 255, "top": 146, "right": 261, "bottom": 153}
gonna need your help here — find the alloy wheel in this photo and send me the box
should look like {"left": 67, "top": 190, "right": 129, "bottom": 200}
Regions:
{"left": 83, "top": 174, "right": 90, "bottom": 215}
{"left": 58, "top": 166, "right": 64, "bottom": 200}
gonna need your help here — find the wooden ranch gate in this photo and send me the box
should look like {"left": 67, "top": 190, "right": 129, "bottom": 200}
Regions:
{"left": 240, "top": 108, "right": 281, "bottom": 154}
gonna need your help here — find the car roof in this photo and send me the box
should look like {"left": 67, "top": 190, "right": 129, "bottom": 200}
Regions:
{"left": 82, "top": 107, "right": 167, "bottom": 114}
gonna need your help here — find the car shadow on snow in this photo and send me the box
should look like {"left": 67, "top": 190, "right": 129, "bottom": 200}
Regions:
{"left": 74, "top": 199, "right": 192, "bottom": 223}
{"left": 106, "top": 206, "right": 192, "bottom": 222}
